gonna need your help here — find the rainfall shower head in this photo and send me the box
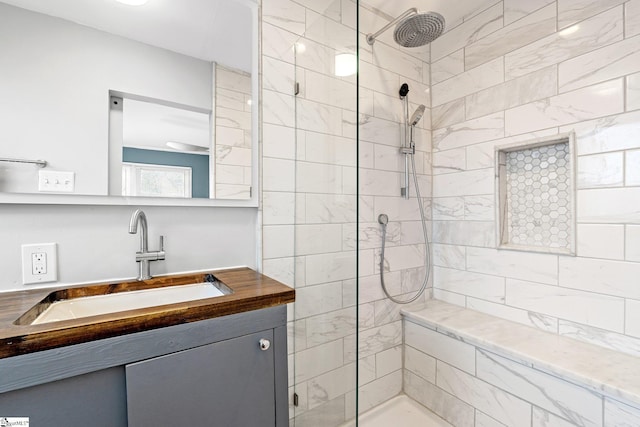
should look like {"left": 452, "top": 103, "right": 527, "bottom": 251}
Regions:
{"left": 366, "top": 8, "right": 445, "bottom": 47}
{"left": 410, "top": 105, "right": 426, "bottom": 126}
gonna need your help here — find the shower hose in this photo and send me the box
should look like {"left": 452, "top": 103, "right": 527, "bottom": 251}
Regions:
{"left": 378, "top": 152, "right": 431, "bottom": 304}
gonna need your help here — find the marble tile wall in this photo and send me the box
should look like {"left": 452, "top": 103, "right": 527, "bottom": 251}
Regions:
{"left": 404, "top": 316, "right": 640, "bottom": 427}
{"left": 431, "top": 0, "right": 640, "bottom": 360}
{"left": 262, "top": 0, "right": 433, "bottom": 424}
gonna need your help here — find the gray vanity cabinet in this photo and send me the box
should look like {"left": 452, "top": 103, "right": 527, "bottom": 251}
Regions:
{"left": 127, "top": 330, "right": 276, "bottom": 426}
{"left": 0, "top": 306, "right": 289, "bottom": 427}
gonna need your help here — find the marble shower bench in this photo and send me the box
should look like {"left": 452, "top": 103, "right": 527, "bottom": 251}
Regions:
{"left": 401, "top": 300, "right": 640, "bottom": 427}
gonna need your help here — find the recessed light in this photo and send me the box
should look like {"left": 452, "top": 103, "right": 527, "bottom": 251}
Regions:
{"left": 115, "top": 0, "right": 150, "bottom": 6}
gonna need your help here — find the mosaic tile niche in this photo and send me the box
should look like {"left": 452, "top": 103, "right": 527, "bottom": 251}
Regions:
{"left": 495, "top": 134, "right": 576, "bottom": 255}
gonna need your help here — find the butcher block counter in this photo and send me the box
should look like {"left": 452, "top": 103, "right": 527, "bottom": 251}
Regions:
{"left": 0, "top": 267, "right": 295, "bottom": 359}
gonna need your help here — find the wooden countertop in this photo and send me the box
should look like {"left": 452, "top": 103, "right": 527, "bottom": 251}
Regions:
{"left": 0, "top": 267, "right": 295, "bottom": 359}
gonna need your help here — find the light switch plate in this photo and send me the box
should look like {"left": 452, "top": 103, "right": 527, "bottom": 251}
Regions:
{"left": 38, "top": 170, "right": 75, "bottom": 192}
{"left": 22, "top": 243, "right": 58, "bottom": 284}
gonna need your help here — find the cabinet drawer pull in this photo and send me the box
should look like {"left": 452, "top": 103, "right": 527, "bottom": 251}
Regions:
{"left": 259, "top": 338, "right": 271, "bottom": 351}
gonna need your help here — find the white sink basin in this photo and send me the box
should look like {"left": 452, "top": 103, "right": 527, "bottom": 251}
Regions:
{"left": 31, "top": 282, "right": 229, "bottom": 325}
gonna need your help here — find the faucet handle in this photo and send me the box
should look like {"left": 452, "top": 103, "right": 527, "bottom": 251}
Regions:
{"left": 159, "top": 235, "right": 164, "bottom": 251}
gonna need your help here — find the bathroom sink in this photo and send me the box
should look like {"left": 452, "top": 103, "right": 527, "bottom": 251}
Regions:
{"left": 29, "top": 281, "right": 232, "bottom": 325}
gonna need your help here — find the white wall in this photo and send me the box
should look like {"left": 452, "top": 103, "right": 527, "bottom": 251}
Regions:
{"left": 0, "top": 2, "right": 211, "bottom": 194}
{"left": 0, "top": 204, "right": 257, "bottom": 293}
{"left": 430, "top": 0, "right": 640, "bottom": 358}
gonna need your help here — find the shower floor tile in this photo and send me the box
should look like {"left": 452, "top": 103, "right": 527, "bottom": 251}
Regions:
{"left": 341, "top": 395, "right": 453, "bottom": 427}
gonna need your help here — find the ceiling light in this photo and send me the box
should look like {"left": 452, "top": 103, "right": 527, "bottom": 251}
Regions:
{"left": 115, "top": 0, "right": 150, "bottom": 6}
{"left": 335, "top": 53, "right": 357, "bottom": 77}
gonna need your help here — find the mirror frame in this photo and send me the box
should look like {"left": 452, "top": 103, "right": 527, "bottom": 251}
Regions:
{"left": 0, "top": 0, "right": 260, "bottom": 208}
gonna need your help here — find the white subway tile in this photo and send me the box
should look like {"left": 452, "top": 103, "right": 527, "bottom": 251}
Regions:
{"left": 466, "top": 66, "right": 558, "bottom": 120}
{"left": 506, "top": 278, "right": 625, "bottom": 332}
{"left": 304, "top": 9, "right": 355, "bottom": 53}
{"left": 465, "top": 195, "right": 495, "bottom": 221}
{"left": 558, "top": 0, "right": 626, "bottom": 29}
{"left": 294, "top": 282, "right": 343, "bottom": 319}
{"left": 357, "top": 371, "right": 403, "bottom": 414}
{"left": 433, "top": 221, "right": 495, "bottom": 247}
{"left": 404, "top": 370, "right": 475, "bottom": 427}
{"left": 467, "top": 298, "right": 558, "bottom": 333}
{"left": 294, "top": 339, "right": 344, "bottom": 384}
{"left": 578, "top": 152, "right": 624, "bottom": 188}
{"left": 304, "top": 194, "right": 357, "bottom": 224}
{"left": 306, "top": 307, "right": 358, "bottom": 347}
{"left": 366, "top": 41, "right": 423, "bottom": 83}
{"left": 504, "top": 0, "right": 555, "bottom": 25}
{"left": 404, "top": 344, "right": 437, "bottom": 383}
{"left": 559, "top": 320, "right": 640, "bottom": 358}
{"left": 627, "top": 150, "right": 640, "bottom": 186}
{"left": 432, "top": 58, "right": 504, "bottom": 107}
{"left": 505, "top": 79, "right": 624, "bottom": 136}
{"left": 431, "top": 3, "right": 503, "bottom": 62}
{"left": 559, "top": 35, "right": 640, "bottom": 93}
{"left": 626, "top": 225, "right": 640, "bottom": 262}
{"left": 360, "top": 169, "right": 401, "bottom": 197}
{"left": 263, "top": 225, "right": 295, "bottom": 259}
{"left": 433, "top": 169, "right": 494, "bottom": 197}
{"left": 295, "top": 36, "right": 334, "bottom": 75}
{"left": 505, "top": 7, "right": 624, "bottom": 79}
{"left": 433, "top": 244, "right": 466, "bottom": 269}
{"left": 296, "top": 98, "right": 343, "bottom": 136}
{"left": 296, "top": 161, "right": 343, "bottom": 194}
{"left": 262, "top": 123, "right": 296, "bottom": 160}
{"left": 431, "top": 50, "right": 464, "bottom": 85}
{"left": 576, "top": 224, "right": 625, "bottom": 259}
{"left": 305, "top": 69, "right": 357, "bottom": 111}
{"left": 359, "top": 115, "right": 400, "bottom": 146}
{"left": 628, "top": 72, "right": 640, "bottom": 111}
{"left": 604, "top": 397, "right": 640, "bottom": 426}
{"left": 566, "top": 110, "right": 640, "bottom": 155}
{"left": 434, "top": 113, "right": 504, "bottom": 152}
{"left": 263, "top": 192, "right": 296, "bottom": 225}
{"left": 295, "top": 224, "right": 343, "bottom": 255}
{"left": 578, "top": 188, "right": 640, "bottom": 223}
{"left": 358, "top": 60, "right": 400, "bottom": 94}
{"left": 262, "top": 0, "right": 305, "bottom": 35}
{"left": 437, "top": 362, "right": 532, "bottom": 426}
{"left": 627, "top": 299, "right": 640, "bottom": 338}
{"left": 532, "top": 407, "right": 580, "bottom": 427}
{"left": 466, "top": 4, "right": 557, "bottom": 70}
{"left": 467, "top": 247, "right": 559, "bottom": 285}
{"left": 405, "top": 320, "right": 476, "bottom": 374}
{"left": 627, "top": 0, "right": 640, "bottom": 38}
{"left": 358, "top": 321, "right": 402, "bottom": 359}
{"left": 307, "top": 363, "right": 356, "bottom": 410}
{"left": 302, "top": 131, "right": 356, "bottom": 167}
{"left": 262, "top": 22, "right": 296, "bottom": 63}
{"left": 433, "top": 198, "right": 465, "bottom": 220}
{"left": 434, "top": 266, "right": 505, "bottom": 303}
{"left": 375, "top": 346, "right": 402, "bottom": 378}
{"left": 263, "top": 89, "right": 296, "bottom": 127}
{"left": 376, "top": 244, "right": 425, "bottom": 273}
{"left": 262, "top": 56, "right": 295, "bottom": 94}
{"left": 305, "top": 251, "right": 356, "bottom": 285}
{"left": 433, "top": 288, "right": 467, "bottom": 307}
{"left": 477, "top": 350, "right": 602, "bottom": 427}
{"left": 432, "top": 99, "right": 466, "bottom": 130}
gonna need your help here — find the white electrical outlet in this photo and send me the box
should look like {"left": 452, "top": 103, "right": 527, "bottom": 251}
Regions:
{"left": 22, "top": 243, "right": 58, "bottom": 284}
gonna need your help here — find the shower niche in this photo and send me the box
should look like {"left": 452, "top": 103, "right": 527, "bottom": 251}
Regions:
{"left": 495, "top": 133, "right": 576, "bottom": 255}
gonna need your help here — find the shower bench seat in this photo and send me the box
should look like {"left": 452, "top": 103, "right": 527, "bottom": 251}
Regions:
{"left": 401, "top": 300, "right": 640, "bottom": 426}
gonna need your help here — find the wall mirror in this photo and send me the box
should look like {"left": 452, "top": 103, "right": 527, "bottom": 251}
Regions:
{"left": 0, "top": 0, "right": 258, "bottom": 207}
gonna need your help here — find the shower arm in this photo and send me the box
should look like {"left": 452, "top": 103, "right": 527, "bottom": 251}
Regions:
{"left": 366, "top": 8, "right": 417, "bottom": 45}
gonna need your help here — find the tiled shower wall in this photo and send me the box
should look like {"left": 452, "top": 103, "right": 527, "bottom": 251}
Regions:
{"left": 430, "top": 0, "right": 640, "bottom": 357}
{"left": 260, "top": 0, "right": 432, "bottom": 425}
